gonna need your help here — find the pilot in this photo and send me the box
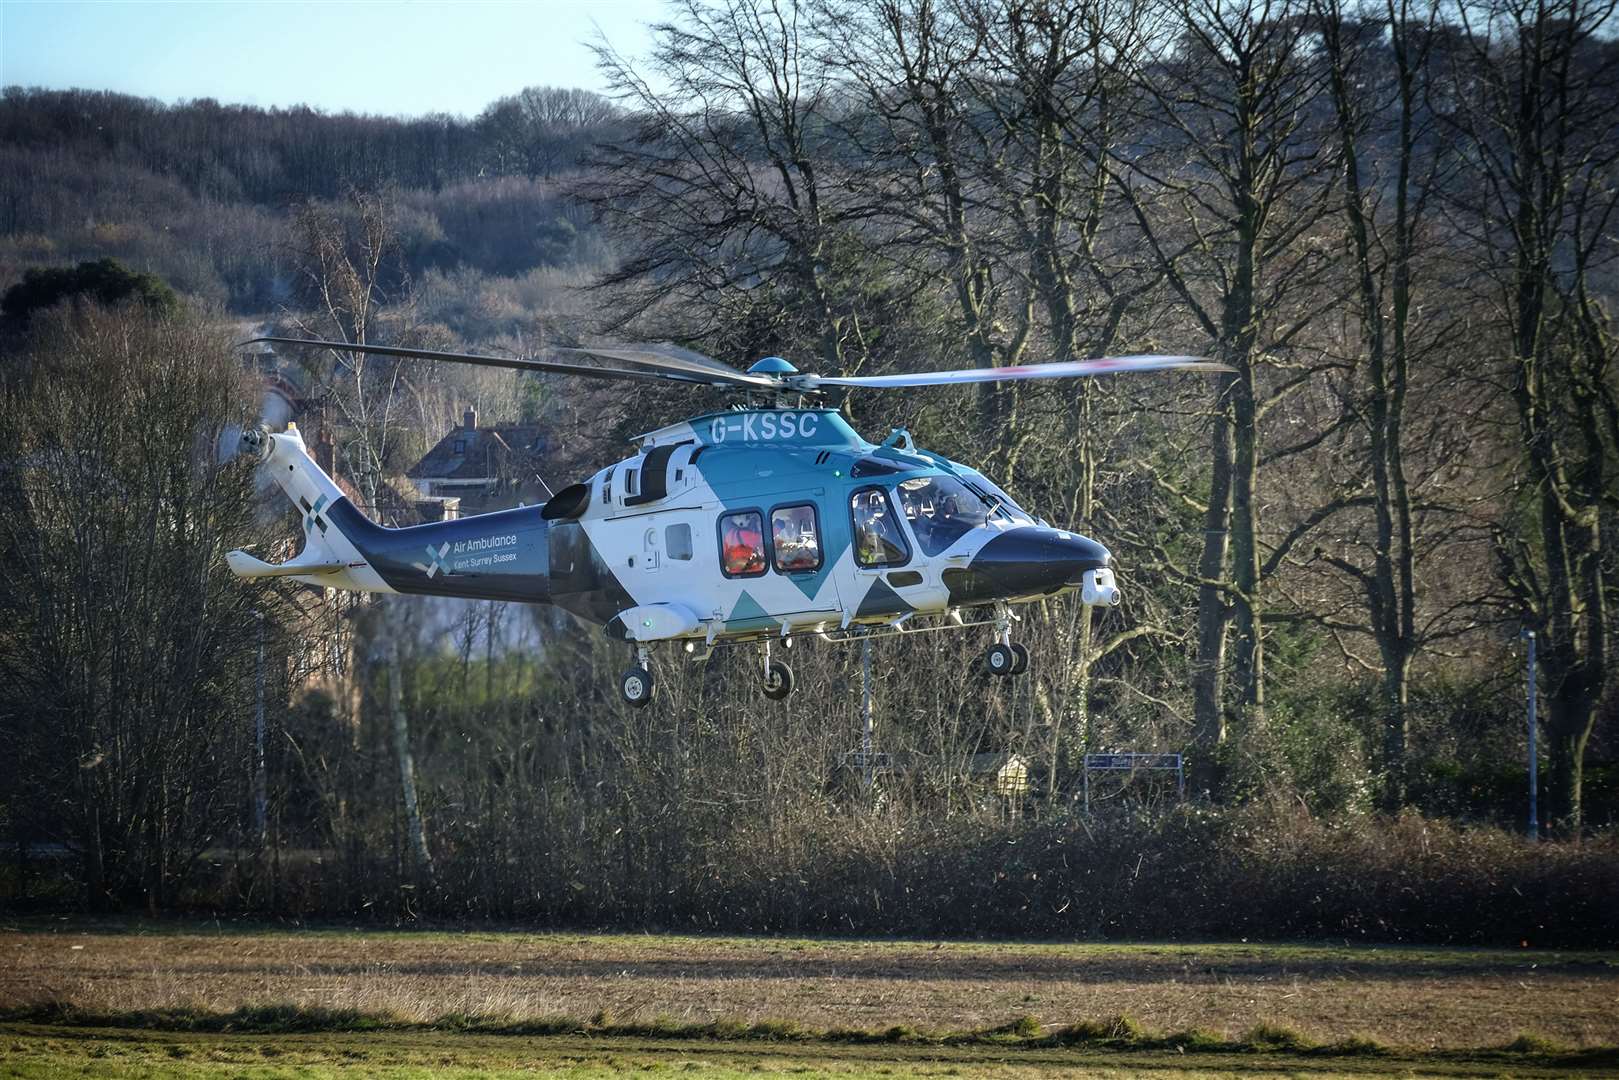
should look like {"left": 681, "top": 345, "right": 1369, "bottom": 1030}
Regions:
{"left": 856, "top": 497, "right": 890, "bottom": 563}
{"left": 723, "top": 516, "right": 764, "bottom": 574}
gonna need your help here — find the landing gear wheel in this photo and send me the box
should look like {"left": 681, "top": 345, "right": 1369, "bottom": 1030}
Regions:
{"left": 1010, "top": 643, "right": 1029, "bottom": 675}
{"left": 620, "top": 665, "right": 655, "bottom": 708}
{"left": 762, "top": 659, "right": 795, "bottom": 700}
{"left": 984, "top": 643, "right": 1017, "bottom": 678}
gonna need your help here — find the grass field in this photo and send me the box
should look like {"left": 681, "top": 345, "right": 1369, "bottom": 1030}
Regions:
{"left": 3, "top": 921, "right": 1618, "bottom": 1076}
{"left": 4, "top": 1023, "right": 1618, "bottom": 1079}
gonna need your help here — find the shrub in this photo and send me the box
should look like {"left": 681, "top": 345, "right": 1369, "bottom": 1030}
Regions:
{"left": 1, "top": 257, "right": 177, "bottom": 323}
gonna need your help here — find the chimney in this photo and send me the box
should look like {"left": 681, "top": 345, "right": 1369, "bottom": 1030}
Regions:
{"left": 463, "top": 407, "right": 478, "bottom": 431}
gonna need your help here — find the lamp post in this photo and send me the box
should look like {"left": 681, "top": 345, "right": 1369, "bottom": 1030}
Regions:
{"left": 861, "top": 634, "right": 874, "bottom": 791}
{"left": 253, "top": 610, "right": 267, "bottom": 848}
{"left": 1522, "top": 628, "right": 1538, "bottom": 841}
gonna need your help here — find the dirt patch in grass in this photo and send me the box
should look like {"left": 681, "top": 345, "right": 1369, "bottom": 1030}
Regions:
{"left": 2, "top": 922, "right": 1616, "bottom": 1050}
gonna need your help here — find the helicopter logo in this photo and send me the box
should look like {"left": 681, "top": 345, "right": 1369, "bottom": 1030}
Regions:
{"left": 411, "top": 541, "right": 453, "bottom": 579}
{"left": 227, "top": 339, "right": 1227, "bottom": 707}
{"left": 302, "top": 494, "right": 327, "bottom": 534}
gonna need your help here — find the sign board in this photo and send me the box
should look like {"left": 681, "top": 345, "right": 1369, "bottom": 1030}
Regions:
{"left": 1085, "top": 753, "right": 1182, "bottom": 771}
{"left": 1082, "top": 752, "right": 1185, "bottom": 811}
{"left": 843, "top": 751, "right": 892, "bottom": 770}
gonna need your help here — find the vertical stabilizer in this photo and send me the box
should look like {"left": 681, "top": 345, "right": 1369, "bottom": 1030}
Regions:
{"left": 227, "top": 424, "right": 395, "bottom": 593}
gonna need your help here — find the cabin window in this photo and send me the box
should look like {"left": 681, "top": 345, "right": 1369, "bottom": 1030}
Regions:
{"left": 717, "top": 510, "right": 767, "bottom": 577}
{"left": 624, "top": 468, "right": 640, "bottom": 497}
{"left": 771, "top": 504, "right": 821, "bottom": 572}
{"left": 850, "top": 488, "right": 909, "bottom": 568}
{"left": 666, "top": 523, "right": 693, "bottom": 561}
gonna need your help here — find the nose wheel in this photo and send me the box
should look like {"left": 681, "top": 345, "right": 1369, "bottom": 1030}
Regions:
{"left": 983, "top": 642, "right": 1029, "bottom": 677}
{"left": 983, "top": 605, "right": 1029, "bottom": 678}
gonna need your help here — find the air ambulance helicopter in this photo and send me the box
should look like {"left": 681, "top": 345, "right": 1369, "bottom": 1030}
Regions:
{"left": 227, "top": 340, "right": 1226, "bottom": 706}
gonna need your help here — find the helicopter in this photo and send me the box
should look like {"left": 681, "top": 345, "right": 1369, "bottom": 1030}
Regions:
{"left": 227, "top": 339, "right": 1226, "bottom": 706}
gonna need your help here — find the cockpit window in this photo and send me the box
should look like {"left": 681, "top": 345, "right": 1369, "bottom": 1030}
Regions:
{"left": 851, "top": 488, "right": 910, "bottom": 567}
{"left": 962, "top": 472, "right": 1032, "bottom": 524}
{"left": 894, "top": 475, "right": 995, "bottom": 556}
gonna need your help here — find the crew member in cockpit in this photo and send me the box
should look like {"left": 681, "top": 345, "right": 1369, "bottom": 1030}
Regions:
{"left": 855, "top": 494, "right": 892, "bottom": 564}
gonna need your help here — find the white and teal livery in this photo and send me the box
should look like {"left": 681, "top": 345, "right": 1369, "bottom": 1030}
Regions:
{"left": 230, "top": 341, "right": 1227, "bottom": 705}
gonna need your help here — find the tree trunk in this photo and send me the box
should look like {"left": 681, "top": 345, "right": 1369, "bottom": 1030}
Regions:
{"left": 1546, "top": 694, "right": 1594, "bottom": 833}
{"left": 1191, "top": 382, "right": 1235, "bottom": 791}
{"left": 387, "top": 637, "right": 433, "bottom": 889}
{"left": 1229, "top": 362, "right": 1264, "bottom": 728}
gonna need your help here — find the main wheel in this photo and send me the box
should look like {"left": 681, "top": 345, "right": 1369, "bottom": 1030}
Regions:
{"left": 984, "top": 643, "right": 1016, "bottom": 678}
{"left": 620, "top": 665, "right": 655, "bottom": 707}
{"left": 762, "top": 659, "right": 795, "bottom": 700}
{"left": 1010, "top": 643, "right": 1029, "bottom": 675}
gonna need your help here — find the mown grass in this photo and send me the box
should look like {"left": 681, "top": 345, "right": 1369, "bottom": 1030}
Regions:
{"left": 0, "top": 1033, "right": 1587, "bottom": 1080}
{"left": 4, "top": 999, "right": 1615, "bottom": 1067}
{"left": 8, "top": 921, "right": 1619, "bottom": 1052}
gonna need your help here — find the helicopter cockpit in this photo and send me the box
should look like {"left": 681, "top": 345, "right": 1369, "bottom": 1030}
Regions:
{"left": 892, "top": 473, "right": 1036, "bottom": 556}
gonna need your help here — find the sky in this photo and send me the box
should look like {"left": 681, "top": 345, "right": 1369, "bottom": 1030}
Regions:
{"left": 0, "top": 0, "right": 664, "bottom": 118}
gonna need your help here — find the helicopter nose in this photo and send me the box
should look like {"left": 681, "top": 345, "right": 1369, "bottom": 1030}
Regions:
{"left": 948, "top": 527, "right": 1110, "bottom": 602}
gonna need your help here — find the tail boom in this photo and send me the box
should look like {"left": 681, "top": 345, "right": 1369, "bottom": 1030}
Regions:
{"left": 228, "top": 425, "right": 550, "bottom": 603}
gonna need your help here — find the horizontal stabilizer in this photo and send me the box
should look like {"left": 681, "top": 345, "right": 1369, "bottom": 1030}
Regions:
{"left": 227, "top": 549, "right": 345, "bottom": 580}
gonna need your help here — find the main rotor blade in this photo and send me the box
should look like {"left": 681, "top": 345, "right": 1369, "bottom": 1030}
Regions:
{"left": 241, "top": 337, "right": 727, "bottom": 387}
{"left": 558, "top": 342, "right": 778, "bottom": 388}
{"left": 803, "top": 354, "right": 1231, "bottom": 389}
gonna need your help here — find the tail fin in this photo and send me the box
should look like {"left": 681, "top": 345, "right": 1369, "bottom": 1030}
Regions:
{"left": 226, "top": 424, "right": 395, "bottom": 593}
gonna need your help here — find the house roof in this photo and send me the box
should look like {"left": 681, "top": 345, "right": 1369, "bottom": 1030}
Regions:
{"left": 407, "top": 423, "right": 547, "bottom": 482}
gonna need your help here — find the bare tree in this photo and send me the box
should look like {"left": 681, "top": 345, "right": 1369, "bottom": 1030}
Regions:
{"left": 285, "top": 185, "right": 420, "bottom": 514}
{"left": 1110, "top": 0, "right": 1344, "bottom": 782}
{"left": 284, "top": 186, "right": 443, "bottom": 875}
{"left": 820, "top": 0, "right": 1035, "bottom": 445}
{"left": 0, "top": 303, "right": 273, "bottom": 907}
{"left": 587, "top": 0, "right": 860, "bottom": 369}
{"left": 1443, "top": 0, "right": 1619, "bottom": 832}
{"left": 476, "top": 86, "right": 623, "bottom": 179}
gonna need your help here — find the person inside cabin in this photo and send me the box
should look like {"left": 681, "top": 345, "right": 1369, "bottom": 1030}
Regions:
{"left": 773, "top": 506, "right": 819, "bottom": 571}
{"left": 722, "top": 514, "right": 766, "bottom": 575}
{"left": 854, "top": 491, "right": 906, "bottom": 565}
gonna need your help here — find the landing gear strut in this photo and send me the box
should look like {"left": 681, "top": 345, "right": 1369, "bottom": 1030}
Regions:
{"left": 1010, "top": 642, "right": 1029, "bottom": 674}
{"left": 983, "top": 604, "right": 1028, "bottom": 678}
{"left": 762, "top": 639, "right": 794, "bottom": 700}
{"left": 620, "top": 645, "right": 655, "bottom": 708}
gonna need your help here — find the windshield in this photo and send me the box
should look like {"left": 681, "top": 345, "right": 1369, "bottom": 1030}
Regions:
{"left": 961, "top": 471, "right": 1032, "bottom": 524}
{"left": 894, "top": 475, "right": 995, "bottom": 556}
